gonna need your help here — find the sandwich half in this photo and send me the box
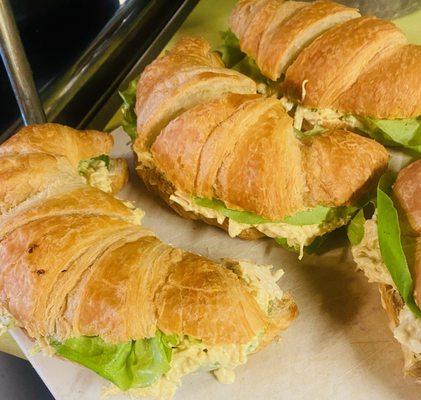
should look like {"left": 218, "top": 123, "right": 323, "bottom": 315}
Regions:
{"left": 121, "top": 36, "right": 389, "bottom": 257}
{"left": 350, "top": 159, "right": 421, "bottom": 378}
{"left": 228, "top": 0, "right": 421, "bottom": 153}
{"left": 0, "top": 123, "right": 297, "bottom": 399}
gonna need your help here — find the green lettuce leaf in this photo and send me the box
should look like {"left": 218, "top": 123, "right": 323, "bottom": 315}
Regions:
{"left": 377, "top": 174, "right": 421, "bottom": 317}
{"left": 362, "top": 117, "right": 421, "bottom": 154}
{"left": 193, "top": 197, "right": 356, "bottom": 226}
{"left": 119, "top": 78, "right": 139, "bottom": 141}
{"left": 282, "top": 205, "right": 340, "bottom": 225}
{"left": 282, "top": 205, "right": 331, "bottom": 225}
{"left": 194, "top": 197, "right": 268, "bottom": 224}
{"left": 281, "top": 205, "right": 356, "bottom": 226}
{"left": 347, "top": 209, "right": 366, "bottom": 245}
{"left": 219, "top": 30, "right": 245, "bottom": 68}
{"left": 53, "top": 331, "right": 174, "bottom": 390}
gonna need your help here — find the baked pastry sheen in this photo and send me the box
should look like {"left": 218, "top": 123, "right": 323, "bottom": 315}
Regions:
{"left": 132, "top": 37, "right": 389, "bottom": 238}
{"left": 229, "top": 0, "right": 421, "bottom": 119}
{"left": 0, "top": 123, "right": 296, "bottom": 349}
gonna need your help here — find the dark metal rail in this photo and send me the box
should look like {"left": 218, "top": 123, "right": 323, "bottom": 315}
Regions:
{"left": 0, "top": 0, "right": 46, "bottom": 125}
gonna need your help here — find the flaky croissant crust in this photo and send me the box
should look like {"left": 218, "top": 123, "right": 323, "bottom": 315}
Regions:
{"left": 230, "top": 0, "right": 421, "bottom": 118}
{"left": 0, "top": 123, "right": 296, "bottom": 346}
{"left": 132, "top": 37, "right": 388, "bottom": 222}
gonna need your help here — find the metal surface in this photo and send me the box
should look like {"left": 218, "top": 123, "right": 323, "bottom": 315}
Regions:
{"left": 309, "top": 0, "right": 421, "bottom": 19}
{"left": 354, "top": 0, "right": 421, "bottom": 19}
{"left": 88, "top": 0, "right": 199, "bottom": 130}
{"left": 0, "top": 0, "right": 46, "bottom": 125}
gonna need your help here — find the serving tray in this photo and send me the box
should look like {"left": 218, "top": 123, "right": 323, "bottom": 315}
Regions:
{"left": 10, "top": 127, "right": 420, "bottom": 400}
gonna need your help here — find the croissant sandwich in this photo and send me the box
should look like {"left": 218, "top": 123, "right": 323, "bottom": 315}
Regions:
{"left": 120, "top": 36, "right": 389, "bottom": 257}
{"left": 229, "top": 0, "right": 421, "bottom": 153}
{"left": 350, "top": 159, "right": 421, "bottom": 378}
{"left": 0, "top": 123, "right": 297, "bottom": 398}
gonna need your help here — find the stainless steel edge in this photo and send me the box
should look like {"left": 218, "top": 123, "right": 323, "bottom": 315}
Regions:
{"left": 0, "top": 0, "right": 46, "bottom": 125}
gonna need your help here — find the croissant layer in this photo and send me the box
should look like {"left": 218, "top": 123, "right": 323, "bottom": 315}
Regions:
{"left": 0, "top": 123, "right": 296, "bottom": 349}
{"left": 132, "top": 37, "right": 388, "bottom": 230}
{"left": 230, "top": 0, "right": 420, "bottom": 119}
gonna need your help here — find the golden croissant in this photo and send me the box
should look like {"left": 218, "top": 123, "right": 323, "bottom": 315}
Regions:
{"left": 119, "top": 36, "right": 389, "bottom": 257}
{"left": 0, "top": 123, "right": 297, "bottom": 398}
